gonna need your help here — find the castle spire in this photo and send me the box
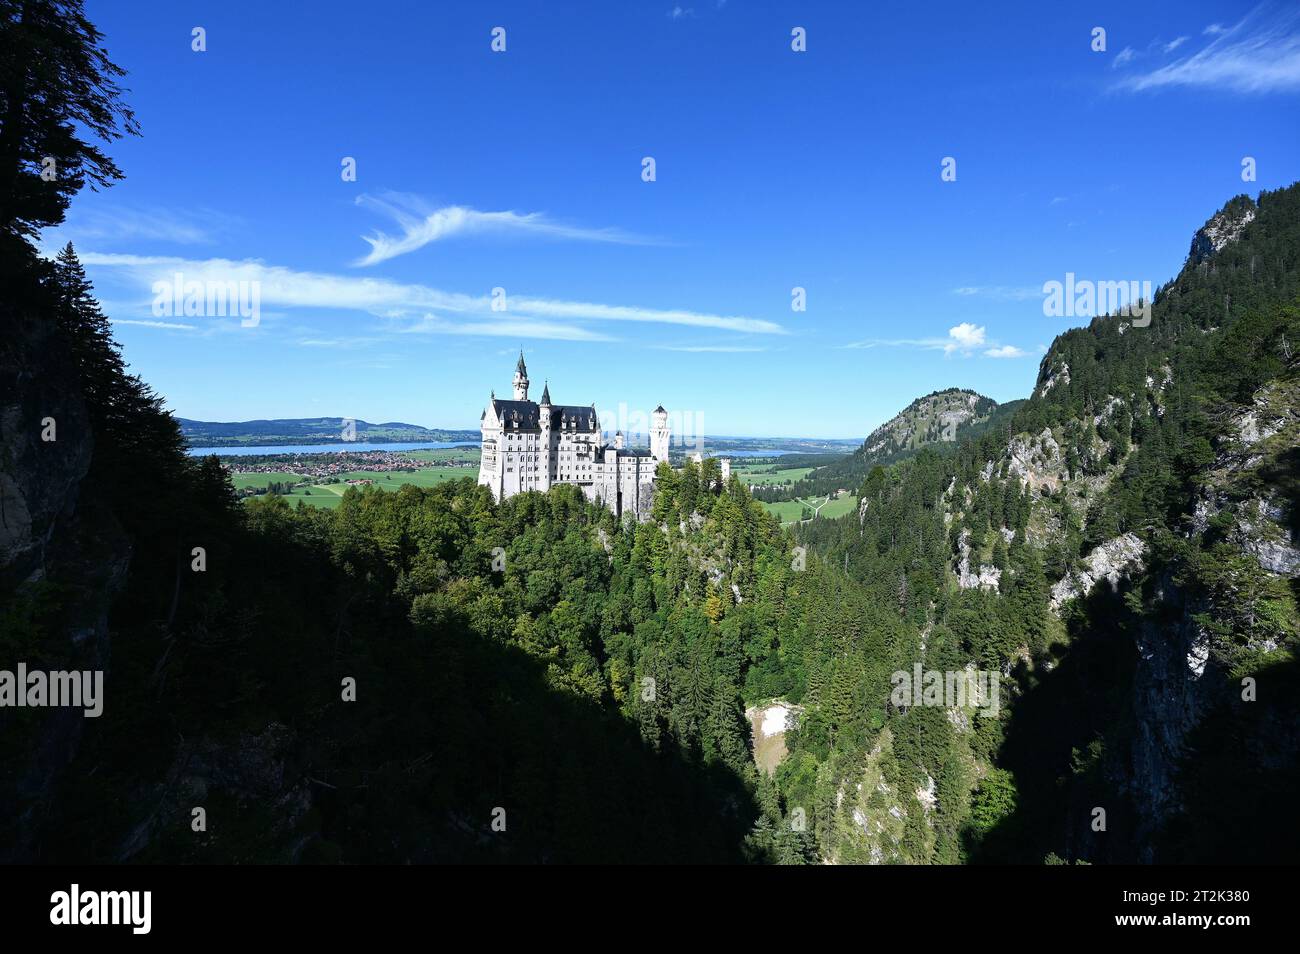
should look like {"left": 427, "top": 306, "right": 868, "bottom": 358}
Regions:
{"left": 512, "top": 350, "right": 529, "bottom": 401}
{"left": 540, "top": 380, "right": 551, "bottom": 405}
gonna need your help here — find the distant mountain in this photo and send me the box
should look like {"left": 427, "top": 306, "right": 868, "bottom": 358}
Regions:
{"left": 179, "top": 417, "right": 480, "bottom": 447}
{"left": 762, "top": 390, "right": 1020, "bottom": 499}
{"left": 855, "top": 389, "right": 1004, "bottom": 467}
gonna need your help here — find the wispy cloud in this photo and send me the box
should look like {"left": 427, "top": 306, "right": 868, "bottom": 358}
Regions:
{"left": 353, "top": 193, "right": 657, "bottom": 266}
{"left": 54, "top": 206, "right": 235, "bottom": 246}
{"left": 402, "top": 315, "right": 614, "bottom": 342}
{"left": 844, "top": 323, "right": 1033, "bottom": 359}
{"left": 845, "top": 323, "right": 982, "bottom": 354}
{"left": 110, "top": 318, "right": 196, "bottom": 330}
{"left": 952, "top": 285, "right": 1040, "bottom": 301}
{"left": 1112, "top": 47, "right": 1137, "bottom": 69}
{"left": 77, "top": 252, "right": 786, "bottom": 341}
{"left": 1163, "top": 36, "right": 1189, "bottom": 53}
{"left": 655, "top": 345, "right": 767, "bottom": 353}
{"left": 1116, "top": 6, "right": 1300, "bottom": 94}
{"left": 668, "top": 6, "right": 695, "bottom": 19}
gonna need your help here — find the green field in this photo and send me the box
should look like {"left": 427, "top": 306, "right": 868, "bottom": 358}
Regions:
{"left": 761, "top": 493, "right": 857, "bottom": 525}
{"left": 404, "top": 447, "right": 480, "bottom": 464}
{"left": 732, "top": 463, "right": 816, "bottom": 487}
{"left": 244, "top": 467, "right": 478, "bottom": 508}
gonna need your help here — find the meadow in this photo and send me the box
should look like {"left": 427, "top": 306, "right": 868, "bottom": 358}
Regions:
{"left": 759, "top": 492, "right": 857, "bottom": 525}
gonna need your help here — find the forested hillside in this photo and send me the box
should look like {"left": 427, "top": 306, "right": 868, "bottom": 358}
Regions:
{"left": 3, "top": 253, "right": 901, "bottom": 860}
{"left": 793, "top": 185, "right": 1300, "bottom": 863}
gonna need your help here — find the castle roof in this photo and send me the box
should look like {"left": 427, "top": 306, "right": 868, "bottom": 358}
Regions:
{"left": 515, "top": 350, "right": 528, "bottom": 375}
{"left": 540, "top": 381, "right": 551, "bottom": 405}
{"left": 490, "top": 398, "right": 598, "bottom": 431}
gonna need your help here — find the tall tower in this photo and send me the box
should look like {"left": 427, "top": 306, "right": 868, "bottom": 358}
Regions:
{"left": 512, "top": 350, "right": 529, "bottom": 400}
{"left": 538, "top": 381, "right": 552, "bottom": 491}
{"left": 651, "top": 405, "right": 670, "bottom": 465}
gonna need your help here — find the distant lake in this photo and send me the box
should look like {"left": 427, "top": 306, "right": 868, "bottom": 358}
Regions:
{"left": 187, "top": 441, "right": 477, "bottom": 457}
{"left": 188, "top": 441, "right": 810, "bottom": 459}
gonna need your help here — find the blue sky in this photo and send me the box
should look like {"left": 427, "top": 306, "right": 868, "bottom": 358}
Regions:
{"left": 43, "top": 0, "right": 1300, "bottom": 438}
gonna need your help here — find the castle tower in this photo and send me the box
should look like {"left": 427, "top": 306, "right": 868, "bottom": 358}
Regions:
{"left": 651, "top": 405, "right": 670, "bottom": 465}
{"left": 512, "top": 350, "right": 529, "bottom": 401}
{"left": 538, "top": 381, "right": 552, "bottom": 491}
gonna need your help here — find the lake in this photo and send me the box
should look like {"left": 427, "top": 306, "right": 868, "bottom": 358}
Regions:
{"left": 187, "top": 441, "right": 477, "bottom": 457}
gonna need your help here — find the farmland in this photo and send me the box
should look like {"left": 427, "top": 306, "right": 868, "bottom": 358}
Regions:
{"left": 229, "top": 445, "right": 480, "bottom": 508}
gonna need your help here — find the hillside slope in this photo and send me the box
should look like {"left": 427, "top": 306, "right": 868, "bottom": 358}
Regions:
{"left": 793, "top": 184, "right": 1300, "bottom": 863}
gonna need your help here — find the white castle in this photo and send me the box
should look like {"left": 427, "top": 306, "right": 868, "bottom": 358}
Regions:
{"left": 477, "top": 353, "right": 670, "bottom": 519}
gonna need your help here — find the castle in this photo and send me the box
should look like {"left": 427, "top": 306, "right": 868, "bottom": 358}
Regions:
{"left": 477, "top": 353, "right": 669, "bottom": 519}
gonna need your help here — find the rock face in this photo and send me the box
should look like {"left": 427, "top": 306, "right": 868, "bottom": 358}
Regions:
{"left": 1188, "top": 196, "right": 1256, "bottom": 265}
{"left": 1006, "top": 427, "right": 1064, "bottom": 493}
{"left": 1122, "top": 578, "right": 1215, "bottom": 861}
{"left": 0, "top": 309, "right": 93, "bottom": 586}
{"left": 1050, "top": 533, "right": 1145, "bottom": 612}
{"left": 956, "top": 529, "right": 1001, "bottom": 591}
{"left": 1035, "top": 361, "right": 1070, "bottom": 398}
{"left": 0, "top": 294, "right": 132, "bottom": 863}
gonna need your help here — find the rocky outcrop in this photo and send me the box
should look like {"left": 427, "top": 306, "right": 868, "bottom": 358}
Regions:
{"left": 1005, "top": 428, "right": 1064, "bottom": 493}
{"left": 1188, "top": 196, "right": 1256, "bottom": 265}
{"left": 1050, "top": 532, "right": 1145, "bottom": 612}
{"left": 1237, "top": 498, "right": 1300, "bottom": 577}
{"left": 956, "top": 529, "right": 1001, "bottom": 591}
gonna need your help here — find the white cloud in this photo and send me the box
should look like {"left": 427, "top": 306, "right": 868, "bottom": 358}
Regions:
{"left": 1113, "top": 46, "right": 1137, "bottom": 68}
{"left": 668, "top": 6, "right": 695, "bottom": 19}
{"left": 77, "top": 252, "right": 786, "bottom": 340}
{"left": 1204, "top": 23, "right": 1227, "bottom": 36}
{"left": 354, "top": 193, "right": 655, "bottom": 266}
{"left": 1117, "top": 8, "right": 1300, "bottom": 93}
{"left": 1164, "top": 36, "right": 1189, "bottom": 53}
{"left": 945, "top": 322, "right": 986, "bottom": 353}
{"left": 844, "top": 323, "right": 1033, "bottom": 359}
{"left": 110, "top": 318, "right": 196, "bottom": 330}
